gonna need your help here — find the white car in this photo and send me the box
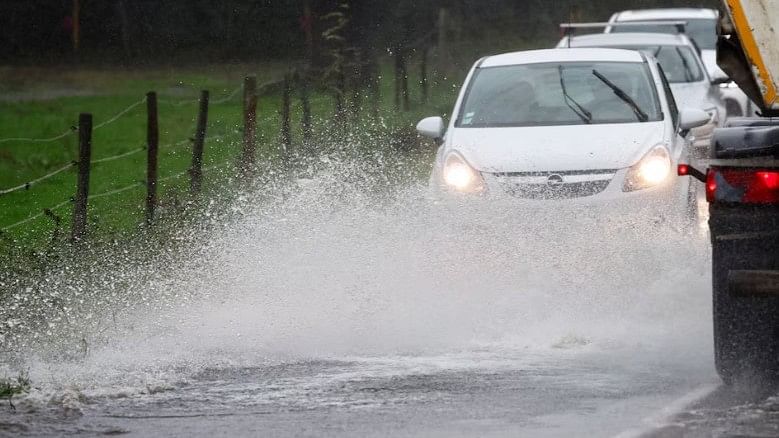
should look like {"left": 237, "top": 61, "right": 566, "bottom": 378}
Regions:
{"left": 607, "top": 8, "right": 753, "bottom": 117}
{"left": 557, "top": 32, "right": 722, "bottom": 154}
{"left": 417, "top": 48, "right": 710, "bottom": 215}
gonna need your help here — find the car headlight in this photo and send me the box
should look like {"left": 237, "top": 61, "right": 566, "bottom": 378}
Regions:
{"left": 442, "top": 152, "right": 484, "bottom": 193}
{"left": 623, "top": 146, "right": 672, "bottom": 192}
{"left": 719, "top": 81, "right": 739, "bottom": 89}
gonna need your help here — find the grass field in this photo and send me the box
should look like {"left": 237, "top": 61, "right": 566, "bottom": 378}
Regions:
{"left": 0, "top": 61, "right": 458, "bottom": 250}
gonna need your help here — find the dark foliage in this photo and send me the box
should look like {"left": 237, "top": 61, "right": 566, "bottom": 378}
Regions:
{"left": 0, "top": 0, "right": 720, "bottom": 65}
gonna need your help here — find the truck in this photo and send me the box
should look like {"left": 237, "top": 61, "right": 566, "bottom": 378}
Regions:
{"left": 681, "top": 0, "right": 779, "bottom": 383}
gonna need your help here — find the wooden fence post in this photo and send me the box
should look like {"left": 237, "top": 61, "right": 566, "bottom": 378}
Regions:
{"left": 420, "top": 48, "right": 429, "bottom": 105}
{"left": 400, "top": 53, "right": 410, "bottom": 111}
{"left": 300, "top": 72, "right": 313, "bottom": 145}
{"left": 281, "top": 73, "right": 292, "bottom": 161}
{"left": 370, "top": 58, "right": 381, "bottom": 120}
{"left": 241, "top": 75, "right": 258, "bottom": 177}
{"left": 70, "top": 112, "right": 92, "bottom": 242}
{"left": 349, "top": 62, "right": 363, "bottom": 117}
{"left": 394, "top": 53, "right": 401, "bottom": 110}
{"left": 190, "top": 90, "right": 209, "bottom": 194}
{"left": 146, "top": 91, "right": 159, "bottom": 225}
{"left": 334, "top": 66, "right": 346, "bottom": 127}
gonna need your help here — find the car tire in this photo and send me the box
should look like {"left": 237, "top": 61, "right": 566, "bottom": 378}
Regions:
{"left": 712, "top": 239, "right": 779, "bottom": 384}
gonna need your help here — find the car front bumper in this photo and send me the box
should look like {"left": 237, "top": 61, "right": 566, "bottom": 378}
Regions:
{"left": 434, "top": 169, "right": 690, "bottom": 220}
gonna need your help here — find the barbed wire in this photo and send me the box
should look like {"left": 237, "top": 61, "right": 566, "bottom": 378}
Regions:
{"left": 0, "top": 199, "right": 72, "bottom": 232}
{"left": 1, "top": 95, "right": 267, "bottom": 233}
{"left": 93, "top": 98, "right": 146, "bottom": 131}
{"left": 210, "top": 86, "right": 244, "bottom": 105}
{"left": 89, "top": 135, "right": 201, "bottom": 167}
{"left": 0, "top": 126, "right": 240, "bottom": 196}
{"left": 0, "top": 127, "right": 76, "bottom": 145}
{"left": 0, "top": 75, "right": 290, "bottom": 147}
{"left": 0, "top": 97, "right": 146, "bottom": 146}
{"left": 91, "top": 147, "right": 146, "bottom": 165}
{"left": 1, "top": 155, "right": 238, "bottom": 232}
{"left": 158, "top": 78, "right": 284, "bottom": 108}
{"left": 90, "top": 181, "right": 144, "bottom": 200}
{"left": 159, "top": 169, "right": 190, "bottom": 183}
{"left": 159, "top": 86, "right": 242, "bottom": 107}
{"left": 0, "top": 162, "right": 76, "bottom": 196}
{"left": 204, "top": 160, "right": 234, "bottom": 172}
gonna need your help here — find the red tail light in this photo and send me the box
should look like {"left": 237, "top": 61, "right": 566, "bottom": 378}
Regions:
{"left": 706, "top": 170, "right": 717, "bottom": 203}
{"left": 706, "top": 167, "right": 779, "bottom": 204}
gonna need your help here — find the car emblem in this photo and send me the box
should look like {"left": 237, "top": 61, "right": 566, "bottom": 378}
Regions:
{"left": 547, "top": 174, "right": 564, "bottom": 188}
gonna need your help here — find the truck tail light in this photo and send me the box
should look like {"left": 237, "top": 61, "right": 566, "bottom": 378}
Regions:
{"left": 706, "top": 167, "right": 779, "bottom": 204}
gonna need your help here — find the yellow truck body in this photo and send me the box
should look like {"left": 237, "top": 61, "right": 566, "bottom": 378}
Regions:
{"left": 723, "top": 0, "right": 779, "bottom": 112}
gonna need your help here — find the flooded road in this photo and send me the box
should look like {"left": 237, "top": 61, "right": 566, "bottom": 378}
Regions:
{"left": 0, "top": 173, "right": 722, "bottom": 436}
{"left": 5, "top": 348, "right": 716, "bottom": 437}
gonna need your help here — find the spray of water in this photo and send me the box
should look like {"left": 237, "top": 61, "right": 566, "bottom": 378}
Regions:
{"left": 0, "top": 139, "right": 713, "bottom": 419}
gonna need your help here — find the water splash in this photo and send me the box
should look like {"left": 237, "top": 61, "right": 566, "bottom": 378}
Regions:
{"left": 0, "top": 145, "right": 713, "bottom": 415}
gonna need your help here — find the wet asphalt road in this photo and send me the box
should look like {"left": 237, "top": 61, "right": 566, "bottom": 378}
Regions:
{"left": 1, "top": 346, "right": 723, "bottom": 437}
{"left": 2, "top": 188, "right": 774, "bottom": 437}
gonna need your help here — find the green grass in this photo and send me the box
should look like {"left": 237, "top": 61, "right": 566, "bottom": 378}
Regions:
{"left": 0, "top": 61, "right": 461, "bottom": 250}
{"left": 0, "top": 372, "right": 30, "bottom": 404}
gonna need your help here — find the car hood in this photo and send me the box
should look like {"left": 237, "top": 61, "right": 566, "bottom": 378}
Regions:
{"left": 448, "top": 122, "right": 666, "bottom": 173}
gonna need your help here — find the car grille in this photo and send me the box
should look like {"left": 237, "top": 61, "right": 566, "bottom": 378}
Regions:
{"left": 490, "top": 170, "right": 616, "bottom": 199}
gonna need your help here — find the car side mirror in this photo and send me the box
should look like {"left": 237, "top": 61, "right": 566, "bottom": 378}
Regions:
{"left": 679, "top": 108, "right": 711, "bottom": 134}
{"left": 710, "top": 69, "right": 731, "bottom": 86}
{"left": 416, "top": 116, "right": 445, "bottom": 142}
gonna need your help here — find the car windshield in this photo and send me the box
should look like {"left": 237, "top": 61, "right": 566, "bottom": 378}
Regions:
{"left": 593, "top": 45, "right": 704, "bottom": 83}
{"left": 612, "top": 18, "right": 718, "bottom": 50}
{"left": 457, "top": 61, "right": 662, "bottom": 128}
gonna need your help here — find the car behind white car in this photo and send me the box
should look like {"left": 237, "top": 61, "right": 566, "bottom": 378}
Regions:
{"left": 557, "top": 31, "right": 723, "bottom": 154}
{"left": 606, "top": 8, "right": 753, "bottom": 117}
{"left": 417, "top": 48, "right": 710, "bottom": 219}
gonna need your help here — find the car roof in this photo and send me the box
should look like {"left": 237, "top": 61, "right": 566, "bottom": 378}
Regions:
{"left": 481, "top": 48, "right": 645, "bottom": 68}
{"left": 563, "top": 32, "right": 693, "bottom": 48}
{"left": 613, "top": 8, "right": 718, "bottom": 21}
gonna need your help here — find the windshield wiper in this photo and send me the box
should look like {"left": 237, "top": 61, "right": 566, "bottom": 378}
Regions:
{"left": 558, "top": 65, "right": 592, "bottom": 124}
{"left": 675, "top": 47, "right": 695, "bottom": 82}
{"left": 591, "top": 69, "right": 649, "bottom": 122}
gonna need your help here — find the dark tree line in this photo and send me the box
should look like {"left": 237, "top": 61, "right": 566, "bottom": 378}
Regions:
{"left": 0, "top": 0, "right": 719, "bottom": 64}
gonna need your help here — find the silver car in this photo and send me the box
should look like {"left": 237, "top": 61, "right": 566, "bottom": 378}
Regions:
{"left": 606, "top": 8, "right": 753, "bottom": 117}
{"left": 557, "top": 32, "right": 722, "bottom": 155}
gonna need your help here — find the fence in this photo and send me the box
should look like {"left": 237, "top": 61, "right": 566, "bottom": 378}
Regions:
{"left": 0, "top": 74, "right": 292, "bottom": 242}
{"left": 0, "top": 39, "right": 443, "bottom": 246}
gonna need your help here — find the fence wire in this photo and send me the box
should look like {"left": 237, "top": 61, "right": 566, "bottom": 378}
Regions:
{"left": 0, "top": 162, "right": 76, "bottom": 196}
{"left": 93, "top": 98, "right": 146, "bottom": 130}
{"left": 158, "top": 78, "right": 283, "bottom": 108}
{"left": 1, "top": 81, "right": 272, "bottom": 234}
{"left": 0, "top": 97, "right": 146, "bottom": 146}
{"left": 91, "top": 147, "right": 146, "bottom": 164}
{"left": 1, "top": 155, "right": 239, "bottom": 232}
{"left": 210, "top": 86, "right": 244, "bottom": 105}
{"left": 90, "top": 181, "right": 144, "bottom": 200}
{"left": 1, "top": 126, "right": 238, "bottom": 196}
{"left": 159, "top": 85, "right": 243, "bottom": 107}
{"left": 0, "top": 127, "right": 76, "bottom": 145}
{"left": 1, "top": 199, "right": 72, "bottom": 232}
